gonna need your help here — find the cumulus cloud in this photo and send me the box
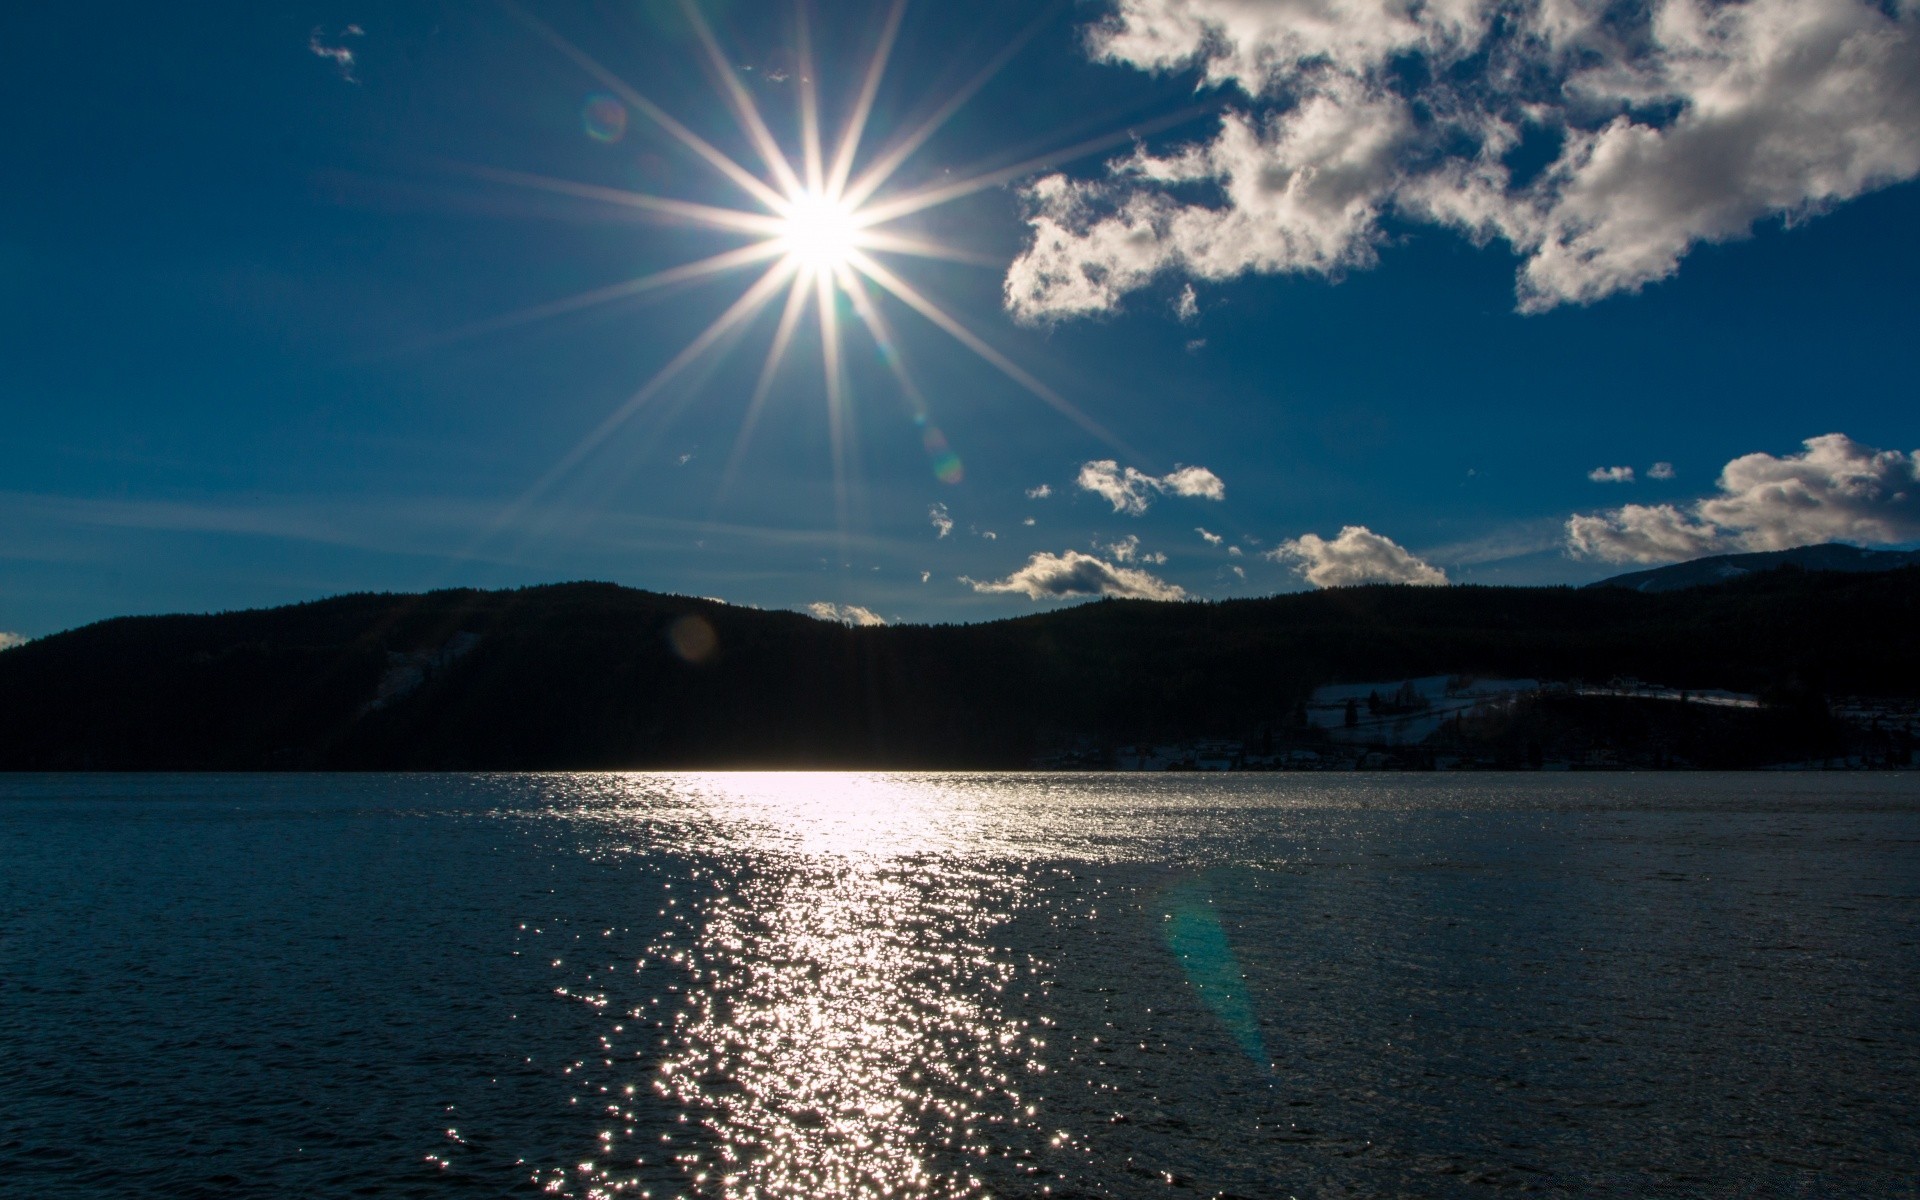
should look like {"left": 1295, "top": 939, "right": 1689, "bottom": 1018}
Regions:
{"left": 1568, "top": 433, "right": 1920, "bottom": 563}
{"left": 1005, "top": 0, "right": 1920, "bottom": 320}
{"left": 981, "top": 530, "right": 998, "bottom": 540}
{"left": 309, "top": 24, "right": 364, "bottom": 82}
{"left": 1026, "top": 483, "right": 1053, "bottom": 499}
{"left": 807, "top": 602, "right": 888, "bottom": 627}
{"left": 967, "top": 550, "right": 1187, "bottom": 601}
{"left": 1590, "top": 465, "right": 1636, "bottom": 483}
{"left": 0, "top": 632, "right": 26, "bottom": 652}
{"left": 1269, "top": 525, "right": 1449, "bottom": 587}
{"left": 1196, "top": 526, "right": 1223, "bottom": 545}
{"left": 1023, "top": 516, "right": 1037, "bottom": 526}
{"left": 929, "top": 502, "right": 953, "bottom": 538}
{"left": 1649, "top": 461, "right": 1677, "bottom": 480}
{"left": 1227, "top": 544, "right": 1242, "bottom": 556}
{"left": 1076, "top": 459, "right": 1225, "bottom": 514}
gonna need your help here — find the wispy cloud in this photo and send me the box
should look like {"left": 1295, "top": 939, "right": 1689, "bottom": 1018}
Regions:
{"left": 967, "top": 550, "right": 1186, "bottom": 601}
{"left": 1589, "top": 466, "right": 1635, "bottom": 483}
{"left": 308, "top": 24, "right": 364, "bottom": 82}
{"left": 1269, "top": 525, "right": 1448, "bottom": 588}
{"left": 1568, "top": 433, "right": 1920, "bottom": 563}
{"left": 929, "top": 502, "right": 953, "bottom": 539}
{"left": 1025, "top": 483, "right": 1052, "bottom": 500}
{"left": 1076, "top": 460, "right": 1225, "bottom": 515}
{"left": 1173, "top": 283, "right": 1199, "bottom": 322}
{"left": 807, "top": 602, "right": 887, "bottom": 627}
{"left": 1195, "top": 527, "right": 1223, "bottom": 546}
{"left": 1648, "top": 462, "right": 1677, "bottom": 481}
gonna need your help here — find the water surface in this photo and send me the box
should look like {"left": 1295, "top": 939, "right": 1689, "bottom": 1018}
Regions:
{"left": 2, "top": 773, "right": 1916, "bottom": 1198}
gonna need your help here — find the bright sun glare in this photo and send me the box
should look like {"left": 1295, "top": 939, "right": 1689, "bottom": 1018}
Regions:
{"left": 479, "top": 0, "right": 1168, "bottom": 521}
{"left": 778, "top": 191, "right": 861, "bottom": 272}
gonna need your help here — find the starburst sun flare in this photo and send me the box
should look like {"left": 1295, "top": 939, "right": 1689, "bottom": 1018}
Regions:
{"left": 472, "top": 0, "right": 1190, "bottom": 522}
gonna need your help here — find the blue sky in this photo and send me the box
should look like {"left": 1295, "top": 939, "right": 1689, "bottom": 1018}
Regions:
{"left": 5, "top": 0, "right": 1918, "bottom": 636}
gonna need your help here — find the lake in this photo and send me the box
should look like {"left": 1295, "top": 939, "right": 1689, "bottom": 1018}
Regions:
{"left": 2, "top": 773, "right": 1916, "bottom": 1198}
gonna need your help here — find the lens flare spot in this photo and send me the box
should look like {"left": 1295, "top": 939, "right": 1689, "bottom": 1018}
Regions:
{"left": 933, "top": 454, "right": 964, "bottom": 484}
{"left": 583, "top": 93, "right": 628, "bottom": 143}
{"left": 667, "top": 615, "right": 716, "bottom": 663}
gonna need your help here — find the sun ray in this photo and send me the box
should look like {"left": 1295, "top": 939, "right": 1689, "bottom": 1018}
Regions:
{"left": 500, "top": 0, "right": 789, "bottom": 213}
{"left": 676, "top": 0, "right": 807, "bottom": 201}
{"left": 835, "top": 263, "right": 928, "bottom": 413}
{"left": 456, "top": 163, "right": 786, "bottom": 236}
{"left": 423, "top": 241, "right": 789, "bottom": 349}
{"left": 718, "top": 272, "right": 815, "bottom": 506}
{"left": 825, "top": 0, "right": 907, "bottom": 201}
{"left": 794, "top": 2, "right": 827, "bottom": 196}
{"left": 815, "top": 266, "right": 852, "bottom": 530}
{"left": 854, "top": 105, "right": 1214, "bottom": 227}
{"left": 848, "top": 250, "right": 1136, "bottom": 457}
{"left": 497, "top": 258, "right": 799, "bottom": 528}
{"left": 838, "top": 1, "right": 1063, "bottom": 211}
{"left": 852, "top": 229, "right": 1006, "bottom": 267}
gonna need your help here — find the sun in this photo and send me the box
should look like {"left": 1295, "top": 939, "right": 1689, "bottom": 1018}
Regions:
{"left": 476, "top": 0, "right": 1163, "bottom": 519}
{"left": 778, "top": 191, "right": 861, "bottom": 273}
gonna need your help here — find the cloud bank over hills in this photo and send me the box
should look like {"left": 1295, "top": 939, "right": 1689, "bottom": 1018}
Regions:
{"left": 966, "top": 549, "right": 1188, "bottom": 601}
{"left": 1569, "top": 433, "right": 1920, "bottom": 563}
{"left": 1005, "top": 0, "right": 1920, "bottom": 321}
{"left": 1269, "top": 525, "right": 1449, "bottom": 588}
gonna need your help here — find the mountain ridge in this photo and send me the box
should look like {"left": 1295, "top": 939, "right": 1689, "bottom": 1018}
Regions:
{"left": 2, "top": 568, "right": 1916, "bottom": 770}
{"left": 1590, "top": 542, "right": 1920, "bottom": 593}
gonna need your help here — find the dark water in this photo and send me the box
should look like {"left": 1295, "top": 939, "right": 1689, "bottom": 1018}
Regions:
{"left": 3, "top": 774, "right": 1917, "bottom": 1199}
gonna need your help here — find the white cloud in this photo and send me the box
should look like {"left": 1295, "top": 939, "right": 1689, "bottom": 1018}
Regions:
{"left": 1590, "top": 465, "right": 1636, "bottom": 483}
{"left": 1023, "top": 516, "right": 1037, "bottom": 526}
{"left": 1184, "top": 338, "right": 1207, "bottom": 354}
{"left": 1567, "top": 433, "right": 1920, "bottom": 563}
{"left": 1269, "top": 525, "right": 1449, "bottom": 587}
{"left": 967, "top": 550, "right": 1187, "bottom": 601}
{"left": 1231, "top": 564, "right": 1247, "bottom": 579}
{"left": 1196, "top": 526, "right": 1223, "bottom": 545}
{"left": 1026, "top": 483, "right": 1053, "bottom": 499}
{"left": 1107, "top": 534, "right": 1169, "bottom": 564}
{"left": 807, "top": 602, "right": 888, "bottom": 627}
{"left": 1174, "top": 283, "right": 1200, "bottom": 322}
{"left": 929, "top": 503, "right": 953, "bottom": 538}
{"left": 1077, "top": 460, "right": 1225, "bottom": 514}
{"left": 1649, "top": 461, "right": 1677, "bottom": 480}
{"left": 920, "top": 570, "right": 931, "bottom": 583}
{"left": 0, "top": 632, "right": 26, "bottom": 652}
{"left": 308, "top": 25, "right": 364, "bottom": 82}
{"left": 1227, "top": 544, "right": 1243, "bottom": 556}
{"left": 982, "top": 530, "right": 998, "bottom": 540}
{"left": 1006, "top": 0, "right": 1920, "bottom": 319}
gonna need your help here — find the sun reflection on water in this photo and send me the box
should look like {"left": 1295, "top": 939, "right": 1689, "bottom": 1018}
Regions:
{"left": 580, "top": 774, "right": 1049, "bottom": 1198}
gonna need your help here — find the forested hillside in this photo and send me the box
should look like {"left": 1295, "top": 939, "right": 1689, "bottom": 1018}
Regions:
{"left": 1, "top": 567, "right": 1915, "bottom": 769}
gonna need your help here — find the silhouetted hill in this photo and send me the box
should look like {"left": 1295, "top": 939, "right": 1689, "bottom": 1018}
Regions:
{"left": 1, "top": 568, "right": 1916, "bottom": 769}
{"left": 1590, "top": 543, "right": 1920, "bottom": 592}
